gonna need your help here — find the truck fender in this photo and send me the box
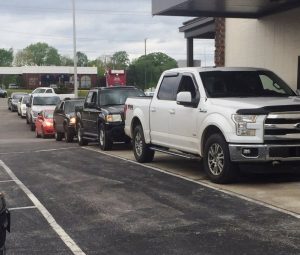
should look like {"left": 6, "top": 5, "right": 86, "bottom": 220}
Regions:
{"left": 130, "top": 109, "right": 151, "bottom": 144}
{"left": 96, "top": 114, "right": 105, "bottom": 132}
{"left": 199, "top": 113, "right": 233, "bottom": 155}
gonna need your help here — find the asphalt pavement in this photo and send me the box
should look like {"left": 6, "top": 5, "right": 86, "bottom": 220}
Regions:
{"left": 0, "top": 98, "right": 300, "bottom": 255}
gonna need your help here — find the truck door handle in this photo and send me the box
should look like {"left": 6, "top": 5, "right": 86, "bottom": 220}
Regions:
{"left": 150, "top": 107, "right": 156, "bottom": 112}
{"left": 169, "top": 109, "right": 175, "bottom": 115}
{"left": 199, "top": 108, "right": 207, "bottom": 113}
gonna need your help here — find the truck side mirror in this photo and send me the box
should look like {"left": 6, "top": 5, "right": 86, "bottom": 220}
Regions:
{"left": 176, "top": 91, "right": 192, "bottom": 105}
{"left": 26, "top": 103, "right": 31, "bottom": 107}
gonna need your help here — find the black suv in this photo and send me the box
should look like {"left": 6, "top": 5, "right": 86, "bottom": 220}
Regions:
{"left": 53, "top": 98, "right": 84, "bottom": 142}
{"left": 76, "top": 86, "right": 145, "bottom": 150}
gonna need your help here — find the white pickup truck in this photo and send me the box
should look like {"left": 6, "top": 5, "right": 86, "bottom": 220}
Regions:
{"left": 124, "top": 67, "right": 300, "bottom": 183}
{"left": 32, "top": 87, "right": 75, "bottom": 100}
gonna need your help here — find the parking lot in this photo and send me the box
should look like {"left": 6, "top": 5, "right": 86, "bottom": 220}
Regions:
{"left": 0, "top": 97, "right": 300, "bottom": 254}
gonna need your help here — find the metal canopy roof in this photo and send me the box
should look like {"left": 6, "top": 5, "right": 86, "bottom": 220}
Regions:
{"left": 179, "top": 17, "right": 215, "bottom": 39}
{"left": 152, "top": 0, "right": 300, "bottom": 18}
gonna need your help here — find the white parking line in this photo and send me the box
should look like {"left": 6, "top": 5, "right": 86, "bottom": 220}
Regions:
{"left": 0, "top": 152, "right": 25, "bottom": 155}
{"left": 34, "top": 147, "right": 79, "bottom": 153}
{"left": 0, "top": 160, "right": 86, "bottom": 255}
{"left": 0, "top": 147, "right": 79, "bottom": 155}
{"left": 0, "top": 180, "right": 15, "bottom": 183}
{"left": 83, "top": 147, "right": 300, "bottom": 220}
{"left": 9, "top": 206, "right": 37, "bottom": 211}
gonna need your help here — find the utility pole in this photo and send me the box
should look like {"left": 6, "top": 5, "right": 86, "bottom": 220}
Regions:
{"left": 144, "top": 38, "right": 147, "bottom": 55}
{"left": 72, "top": 0, "right": 78, "bottom": 98}
{"left": 144, "top": 38, "right": 147, "bottom": 90}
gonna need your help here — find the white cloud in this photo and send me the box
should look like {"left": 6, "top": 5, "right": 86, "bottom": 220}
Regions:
{"left": 0, "top": 0, "right": 215, "bottom": 65}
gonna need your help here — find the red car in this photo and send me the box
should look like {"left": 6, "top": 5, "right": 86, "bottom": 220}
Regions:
{"left": 35, "top": 110, "right": 55, "bottom": 138}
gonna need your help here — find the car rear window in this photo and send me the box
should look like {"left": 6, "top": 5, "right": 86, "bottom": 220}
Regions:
{"left": 33, "top": 96, "right": 60, "bottom": 106}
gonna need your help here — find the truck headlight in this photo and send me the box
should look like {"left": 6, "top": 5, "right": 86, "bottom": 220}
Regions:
{"left": 70, "top": 117, "right": 76, "bottom": 125}
{"left": 232, "top": 115, "right": 257, "bottom": 136}
{"left": 106, "top": 114, "right": 122, "bottom": 123}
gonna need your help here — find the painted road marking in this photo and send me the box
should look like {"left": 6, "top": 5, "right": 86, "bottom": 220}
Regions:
{"left": 0, "top": 147, "right": 79, "bottom": 155}
{"left": 83, "top": 147, "right": 300, "bottom": 220}
{"left": 0, "top": 180, "right": 15, "bottom": 183}
{"left": 0, "top": 160, "right": 86, "bottom": 255}
{"left": 0, "top": 152, "right": 25, "bottom": 155}
{"left": 9, "top": 206, "right": 37, "bottom": 211}
{"left": 34, "top": 147, "right": 79, "bottom": 153}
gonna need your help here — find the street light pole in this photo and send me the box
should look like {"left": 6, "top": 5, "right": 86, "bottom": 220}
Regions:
{"left": 72, "top": 0, "right": 78, "bottom": 98}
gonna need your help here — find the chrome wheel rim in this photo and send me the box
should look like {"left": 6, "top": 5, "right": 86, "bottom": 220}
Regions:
{"left": 134, "top": 131, "right": 143, "bottom": 157}
{"left": 208, "top": 143, "right": 224, "bottom": 176}
{"left": 78, "top": 127, "right": 82, "bottom": 142}
{"left": 99, "top": 129, "right": 104, "bottom": 146}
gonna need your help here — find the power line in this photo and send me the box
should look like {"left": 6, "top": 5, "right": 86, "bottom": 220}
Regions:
{"left": 0, "top": 4, "right": 149, "bottom": 15}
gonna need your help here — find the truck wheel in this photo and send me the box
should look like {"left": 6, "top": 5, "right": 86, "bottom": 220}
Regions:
{"left": 64, "top": 126, "right": 74, "bottom": 143}
{"left": 77, "top": 124, "right": 88, "bottom": 146}
{"left": 133, "top": 125, "right": 154, "bottom": 163}
{"left": 203, "top": 133, "right": 237, "bottom": 184}
{"left": 99, "top": 124, "right": 112, "bottom": 151}
{"left": 55, "top": 131, "right": 63, "bottom": 141}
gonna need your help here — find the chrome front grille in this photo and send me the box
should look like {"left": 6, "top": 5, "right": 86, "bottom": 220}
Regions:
{"left": 264, "top": 112, "right": 300, "bottom": 141}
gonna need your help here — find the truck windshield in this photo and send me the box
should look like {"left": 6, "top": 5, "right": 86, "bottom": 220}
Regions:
{"left": 200, "top": 71, "right": 296, "bottom": 98}
{"left": 100, "top": 89, "right": 145, "bottom": 106}
{"left": 33, "top": 96, "right": 60, "bottom": 106}
{"left": 65, "top": 101, "right": 84, "bottom": 113}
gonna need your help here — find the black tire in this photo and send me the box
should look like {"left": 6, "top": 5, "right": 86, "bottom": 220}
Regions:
{"left": 26, "top": 115, "right": 29, "bottom": 124}
{"left": 41, "top": 128, "right": 46, "bottom": 139}
{"left": 203, "top": 133, "right": 238, "bottom": 184}
{"left": 30, "top": 122, "right": 35, "bottom": 131}
{"left": 77, "top": 123, "right": 88, "bottom": 146}
{"left": 99, "top": 124, "right": 112, "bottom": 151}
{"left": 132, "top": 125, "right": 154, "bottom": 163}
{"left": 64, "top": 126, "right": 74, "bottom": 143}
{"left": 55, "top": 131, "right": 63, "bottom": 141}
{"left": 35, "top": 129, "right": 40, "bottom": 138}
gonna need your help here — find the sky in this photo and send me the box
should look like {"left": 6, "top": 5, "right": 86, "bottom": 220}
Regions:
{"left": 0, "top": 0, "right": 215, "bottom": 66}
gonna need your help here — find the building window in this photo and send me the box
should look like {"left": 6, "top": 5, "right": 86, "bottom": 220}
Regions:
{"left": 81, "top": 75, "right": 92, "bottom": 88}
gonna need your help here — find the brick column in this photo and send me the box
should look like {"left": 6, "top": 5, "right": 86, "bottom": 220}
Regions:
{"left": 215, "top": 18, "right": 225, "bottom": 67}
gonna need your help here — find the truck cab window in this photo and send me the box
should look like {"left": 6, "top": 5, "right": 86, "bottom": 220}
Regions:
{"left": 157, "top": 76, "right": 180, "bottom": 100}
{"left": 60, "top": 102, "right": 65, "bottom": 111}
{"left": 86, "top": 91, "right": 94, "bottom": 104}
{"left": 91, "top": 92, "right": 97, "bottom": 104}
{"left": 177, "top": 75, "right": 197, "bottom": 98}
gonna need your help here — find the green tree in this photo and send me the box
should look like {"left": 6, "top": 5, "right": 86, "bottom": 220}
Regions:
{"left": 60, "top": 55, "right": 74, "bottom": 66}
{"left": 0, "top": 48, "right": 13, "bottom": 66}
{"left": 14, "top": 42, "right": 61, "bottom": 66}
{"left": 128, "top": 52, "right": 177, "bottom": 90}
{"left": 111, "top": 51, "right": 130, "bottom": 69}
{"left": 76, "top": 51, "right": 88, "bottom": 67}
{"left": 88, "top": 58, "right": 106, "bottom": 77}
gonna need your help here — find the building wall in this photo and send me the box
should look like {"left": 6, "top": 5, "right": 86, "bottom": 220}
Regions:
{"left": 225, "top": 7, "right": 300, "bottom": 90}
